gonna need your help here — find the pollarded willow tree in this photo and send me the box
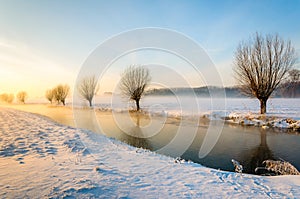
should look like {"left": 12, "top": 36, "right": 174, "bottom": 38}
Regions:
{"left": 53, "top": 84, "right": 70, "bottom": 106}
{"left": 119, "top": 65, "right": 151, "bottom": 111}
{"left": 17, "top": 91, "right": 28, "bottom": 104}
{"left": 234, "top": 33, "right": 297, "bottom": 114}
{"left": 45, "top": 89, "right": 54, "bottom": 104}
{"left": 0, "top": 93, "right": 14, "bottom": 104}
{"left": 77, "top": 75, "right": 99, "bottom": 107}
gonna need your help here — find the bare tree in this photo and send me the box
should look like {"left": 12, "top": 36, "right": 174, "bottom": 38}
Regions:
{"left": 7, "top": 94, "right": 14, "bottom": 103}
{"left": 17, "top": 91, "right": 28, "bottom": 104}
{"left": 78, "top": 76, "right": 99, "bottom": 107}
{"left": 119, "top": 65, "right": 151, "bottom": 111}
{"left": 45, "top": 89, "right": 54, "bottom": 104}
{"left": 234, "top": 33, "right": 297, "bottom": 114}
{"left": 53, "top": 84, "right": 70, "bottom": 106}
{"left": 0, "top": 93, "right": 14, "bottom": 104}
{"left": 0, "top": 94, "right": 8, "bottom": 103}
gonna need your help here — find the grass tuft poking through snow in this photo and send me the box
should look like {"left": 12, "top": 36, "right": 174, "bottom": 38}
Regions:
{"left": 263, "top": 160, "right": 300, "bottom": 175}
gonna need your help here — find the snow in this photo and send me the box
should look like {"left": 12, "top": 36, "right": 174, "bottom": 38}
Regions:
{"left": 91, "top": 96, "right": 300, "bottom": 116}
{"left": 226, "top": 112, "right": 300, "bottom": 130}
{"left": 29, "top": 96, "right": 300, "bottom": 131}
{"left": 91, "top": 96, "right": 300, "bottom": 131}
{"left": 0, "top": 107, "right": 299, "bottom": 198}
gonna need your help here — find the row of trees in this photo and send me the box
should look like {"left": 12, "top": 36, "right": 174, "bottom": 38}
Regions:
{"left": 0, "top": 91, "right": 28, "bottom": 104}
{"left": 42, "top": 68, "right": 149, "bottom": 110}
{"left": 45, "top": 77, "right": 98, "bottom": 107}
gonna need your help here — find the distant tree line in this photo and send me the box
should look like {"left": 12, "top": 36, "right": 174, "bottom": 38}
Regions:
{"left": 146, "top": 82, "right": 300, "bottom": 98}
{"left": 277, "top": 69, "right": 300, "bottom": 98}
{"left": 146, "top": 86, "right": 244, "bottom": 97}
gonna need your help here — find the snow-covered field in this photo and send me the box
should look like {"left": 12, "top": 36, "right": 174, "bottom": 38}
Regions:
{"left": 91, "top": 96, "right": 300, "bottom": 118}
{"left": 93, "top": 96, "right": 300, "bottom": 130}
{"left": 0, "top": 107, "right": 299, "bottom": 198}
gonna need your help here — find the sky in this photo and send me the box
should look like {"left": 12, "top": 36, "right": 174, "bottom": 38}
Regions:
{"left": 0, "top": 0, "right": 299, "bottom": 98}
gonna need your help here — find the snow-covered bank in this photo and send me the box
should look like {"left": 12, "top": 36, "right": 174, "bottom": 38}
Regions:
{"left": 225, "top": 112, "right": 300, "bottom": 131}
{"left": 22, "top": 96, "right": 300, "bottom": 131}
{"left": 91, "top": 96, "right": 300, "bottom": 131}
{"left": 0, "top": 107, "right": 299, "bottom": 198}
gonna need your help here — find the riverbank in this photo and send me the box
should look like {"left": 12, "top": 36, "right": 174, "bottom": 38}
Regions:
{"left": 1, "top": 102, "right": 300, "bottom": 133}
{"left": 0, "top": 107, "right": 299, "bottom": 198}
{"left": 1, "top": 104, "right": 300, "bottom": 174}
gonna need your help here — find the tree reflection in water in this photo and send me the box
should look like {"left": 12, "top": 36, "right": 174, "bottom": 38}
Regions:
{"left": 241, "top": 129, "right": 274, "bottom": 174}
{"left": 118, "top": 113, "right": 153, "bottom": 151}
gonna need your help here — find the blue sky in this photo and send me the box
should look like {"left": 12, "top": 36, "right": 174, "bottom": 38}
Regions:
{"left": 0, "top": 0, "right": 299, "bottom": 97}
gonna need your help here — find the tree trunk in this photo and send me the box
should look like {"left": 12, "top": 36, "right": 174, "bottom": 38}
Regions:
{"left": 136, "top": 99, "right": 140, "bottom": 111}
{"left": 89, "top": 100, "right": 92, "bottom": 107}
{"left": 62, "top": 100, "right": 65, "bottom": 106}
{"left": 260, "top": 99, "right": 267, "bottom": 114}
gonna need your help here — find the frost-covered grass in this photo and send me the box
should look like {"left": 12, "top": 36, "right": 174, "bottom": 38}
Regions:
{"left": 0, "top": 107, "right": 299, "bottom": 198}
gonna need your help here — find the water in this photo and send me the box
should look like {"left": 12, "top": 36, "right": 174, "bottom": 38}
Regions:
{"left": 93, "top": 112, "right": 300, "bottom": 175}
{"left": 6, "top": 97, "right": 300, "bottom": 175}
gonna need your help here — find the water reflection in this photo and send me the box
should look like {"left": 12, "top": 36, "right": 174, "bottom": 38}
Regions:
{"left": 5, "top": 105, "right": 300, "bottom": 175}
{"left": 59, "top": 109, "right": 300, "bottom": 175}
{"left": 118, "top": 114, "right": 153, "bottom": 150}
{"left": 75, "top": 108, "right": 102, "bottom": 133}
{"left": 240, "top": 129, "right": 274, "bottom": 174}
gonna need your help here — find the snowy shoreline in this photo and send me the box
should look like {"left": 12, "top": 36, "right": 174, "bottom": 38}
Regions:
{"left": 94, "top": 106, "right": 300, "bottom": 132}
{"left": 224, "top": 112, "right": 300, "bottom": 131}
{"left": 94, "top": 96, "right": 300, "bottom": 132}
{"left": 0, "top": 107, "right": 300, "bottom": 198}
{"left": 11, "top": 96, "right": 300, "bottom": 132}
